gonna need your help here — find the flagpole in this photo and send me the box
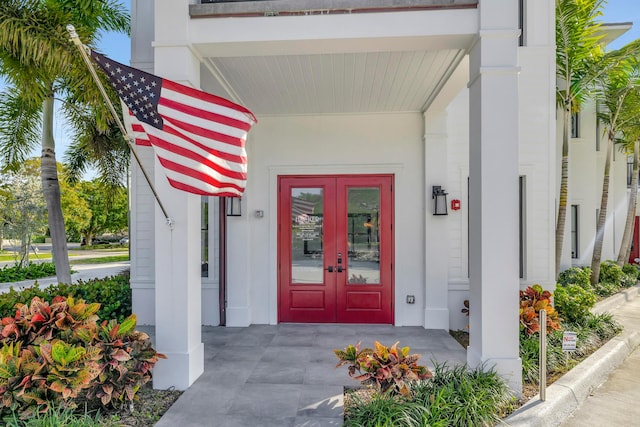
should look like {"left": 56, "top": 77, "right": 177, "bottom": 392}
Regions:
{"left": 66, "top": 25, "right": 174, "bottom": 227}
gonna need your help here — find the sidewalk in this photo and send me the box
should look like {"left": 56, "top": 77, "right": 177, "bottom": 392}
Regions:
{"left": 503, "top": 286, "right": 640, "bottom": 426}
{"left": 562, "top": 343, "right": 640, "bottom": 426}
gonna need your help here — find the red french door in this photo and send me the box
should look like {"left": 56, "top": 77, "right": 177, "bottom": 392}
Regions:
{"left": 278, "top": 175, "right": 394, "bottom": 324}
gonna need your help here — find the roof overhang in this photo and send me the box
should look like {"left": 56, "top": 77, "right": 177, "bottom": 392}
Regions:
{"left": 173, "top": 1, "right": 479, "bottom": 115}
{"left": 599, "top": 22, "right": 633, "bottom": 47}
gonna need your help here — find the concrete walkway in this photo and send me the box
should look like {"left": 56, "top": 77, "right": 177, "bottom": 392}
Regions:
{"left": 562, "top": 345, "right": 640, "bottom": 426}
{"left": 561, "top": 295, "right": 640, "bottom": 427}
{"left": 154, "top": 325, "right": 467, "bottom": 427}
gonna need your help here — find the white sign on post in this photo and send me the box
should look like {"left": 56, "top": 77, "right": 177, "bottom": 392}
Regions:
{"left": 562, "top": 331, "right": 577, "bottom": 351}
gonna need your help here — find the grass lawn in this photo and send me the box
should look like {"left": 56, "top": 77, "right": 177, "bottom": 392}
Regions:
{"left": 70, "top": 254, "right": 130, "bottom": 264}
{"left": 0, "top": 250, "right": 128, "bottom": 263}
{"left": 0, "top": 253, "right": 83, "bottom": 262}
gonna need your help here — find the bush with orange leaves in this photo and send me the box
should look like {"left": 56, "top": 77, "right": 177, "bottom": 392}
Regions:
{"left": 334, "top": 340, "right": 432, "bottom": 396}
{"left": 519, "top": 285, "right": 561, "bottom": 336}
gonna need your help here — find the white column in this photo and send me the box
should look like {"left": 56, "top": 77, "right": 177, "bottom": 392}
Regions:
{"left": 467, "top": 0, "right": 522, "bottom": 393}
{"left": 129, "top": 0, "right": 156, "bottom": 325}
{"left": 152, "top": 0, "right": 204, "bottom": 390}
{"left": 424, "top": 111, "right": 450, "bottom": 330}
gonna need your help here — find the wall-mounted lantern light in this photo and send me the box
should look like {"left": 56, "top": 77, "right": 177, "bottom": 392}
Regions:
{"left": 432, "top": 186, "right": 448, "bottom": 216}
{"left": 226, "top": 197, "right": 242, "bottom": 217}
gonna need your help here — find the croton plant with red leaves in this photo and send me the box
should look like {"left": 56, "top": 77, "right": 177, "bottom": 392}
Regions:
{"left": 0, "top": 296, "right": 165, "bottom": 418}
{"left": 519, "top": 285, "right": 561, "bottom": 336}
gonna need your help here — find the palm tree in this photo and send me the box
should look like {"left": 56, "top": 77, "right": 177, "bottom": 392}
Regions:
{"left": 617, "top": 87, "right": 640, "bottom": 266}
{"left": 555, "top": 0, "right": 640, "bottom": 276}
{"left": 556, "top": 0, "right": 606, "bottom": 276}
{"left": 590, "top": 57, "right": 640, "bottom": 285}
{"left": 0, "top": 0, "right": 128, "bottom": 283}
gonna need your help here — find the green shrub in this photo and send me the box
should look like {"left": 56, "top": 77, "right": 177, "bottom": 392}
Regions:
{"left": 0, "top": 274, "right": 131, "bottom": 323}
{"left": 519, "top": 331, "right": 567, "bottom": 384}
{"left": 593, "top": 281, "right": 620, "bottom": 297}
{"left": 622, "top": 263, "right": 639, "bottom": 287}
{"left": 344, "top": 392, "right": 425, "bottom": 427}
{"left": 52, "top": 274, "right": 131, "bottom": 322}
{"left": 0, "top": 262, "right": 57, "bottom": 282}
{"left": 557, "top": 266, "right": 592, "bottom": 290}
{"left": 519, "top": 313, "right": 622, "bottom": 384}
{"left": 554, "top": 284, "right": 597, "bottom": 324}
{"left": 344, "top": 362, "right": 513, "bottom": 427}
{"left": 413, "top": 363, "right": 513, "bottom": 427}
{"left": 599, "top": 261, "right": 625, "bottom": 285}
{"left": 0, "top": 296, "right": 164, "bottom": 418}
{"left": 3, "top": 403, "right": 104, "bottom": 427}
{"left": 579, "top": 313, "right": 622, "bottom": 344}
{"left": 520, "top": 334, "right": 541, "bottom": 383}
{"left": 77, "top": 243, "right": 123, "bottom": 250}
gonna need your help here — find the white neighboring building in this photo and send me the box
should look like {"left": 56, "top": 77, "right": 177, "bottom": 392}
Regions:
{"left": 126, "top": 0, "right": 631, "bottom": 393}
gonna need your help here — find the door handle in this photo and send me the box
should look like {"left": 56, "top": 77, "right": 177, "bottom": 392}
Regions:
{"left": 337, "top": 266, "right": 344, "bottom": 273}
{"left": 325, "top": 266, "right": 334, "bottom": 273}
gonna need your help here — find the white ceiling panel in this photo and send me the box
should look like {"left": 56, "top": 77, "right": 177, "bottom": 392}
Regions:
{"left": 205, "top": 49, "right": 466, "bottom": 115}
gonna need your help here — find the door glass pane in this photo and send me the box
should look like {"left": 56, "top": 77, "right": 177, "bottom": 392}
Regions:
{"left": 291, "top": 188, "right": 324, "bottom": 283}
{"left": 347, "top": 188, "right": 380, "bottom": 284}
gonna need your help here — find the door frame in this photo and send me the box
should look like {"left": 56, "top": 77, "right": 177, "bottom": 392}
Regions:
{"left": 277, "top": 173, "right": 395, "bottom": 324}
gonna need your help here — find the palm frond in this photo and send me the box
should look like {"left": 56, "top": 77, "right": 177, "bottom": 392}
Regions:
{"left": 62, "top": 103, "right": 129, "bottom": 187}
{"left": 0, "top": 88, "right": 41, "bottom": 170}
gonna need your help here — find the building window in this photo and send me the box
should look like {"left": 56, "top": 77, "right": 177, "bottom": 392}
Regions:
{"left": 201, "top": 196, "right": 209, "bottom": 277}
{"left": 571, "top": 205, "right": 579, "bottom": 259}
{"left": 628, "top": 157, "right": 633, "bottom": 188}
{"left": 571, "top": 112, "right": 580, "bottom": 138}
{"left": 519, "top": 176, "right": 526, "bottom": 278}
{"left": 519, "top": 0, "right": 526, "bottom": 46}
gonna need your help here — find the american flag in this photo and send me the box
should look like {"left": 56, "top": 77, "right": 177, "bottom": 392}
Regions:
{"left": 90, "top": 51, "right": 256, "bottom": 197}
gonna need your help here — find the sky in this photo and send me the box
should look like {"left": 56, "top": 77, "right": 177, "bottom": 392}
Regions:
{"left": 601, "top": 0, "right": 640, "bottom": 50}
{"left": 7, "top": 0, "right": 640, "bottom": 164}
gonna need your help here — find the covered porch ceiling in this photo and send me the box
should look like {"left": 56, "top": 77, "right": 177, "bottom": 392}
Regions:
{"left": 184, "top": 0, "right": 479, "bottom": 116}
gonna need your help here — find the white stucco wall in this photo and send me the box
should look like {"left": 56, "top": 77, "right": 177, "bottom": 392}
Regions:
{"left": 224, "top": 113, "right": 428, "bottom": 326}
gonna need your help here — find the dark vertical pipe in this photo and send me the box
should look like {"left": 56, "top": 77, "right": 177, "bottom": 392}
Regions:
{"left": 218, "top": 197, "right": 227, "bottom": 326}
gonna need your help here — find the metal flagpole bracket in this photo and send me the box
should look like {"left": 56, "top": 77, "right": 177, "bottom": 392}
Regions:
{"left": 66, "top": 24, "right": 78, "bottom": 38}
{"left": 66, "top": 24, "right": 173, "bottom": 224}
{"left": 166, "top": 217, "right": 175, "bottom": 229}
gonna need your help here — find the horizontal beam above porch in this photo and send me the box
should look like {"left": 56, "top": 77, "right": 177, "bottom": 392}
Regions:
{"left": 191, "top": 0, "right": 478, "bottom": 18}
{"left": 183, "top": 8, "right": 478, "bottom": 57}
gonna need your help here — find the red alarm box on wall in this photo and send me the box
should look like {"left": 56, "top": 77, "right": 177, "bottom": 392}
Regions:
{"left": 451, "top": 199, "right": 461, "bottom": 211}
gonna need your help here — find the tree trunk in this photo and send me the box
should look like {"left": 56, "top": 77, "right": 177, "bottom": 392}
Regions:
{"left": 590, "top": 132, "right": 613, "bottom": 285}
{"left": 556, "top": 104, "right": 571, "bottom": 276}
{"left": 41, "top": 95, "right": 71, "bottom": 284}
{"left": 618, "top": 139, "right": 639, "bottom": 266}
{"left": 19, "top": 232, "right": 28, "bottom": 268}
